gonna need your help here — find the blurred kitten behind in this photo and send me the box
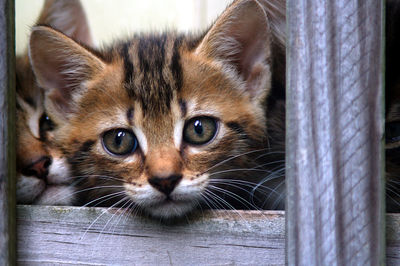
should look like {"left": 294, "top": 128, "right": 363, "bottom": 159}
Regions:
{"left": 16, "top": 0, "right": 93, "bottom": 205}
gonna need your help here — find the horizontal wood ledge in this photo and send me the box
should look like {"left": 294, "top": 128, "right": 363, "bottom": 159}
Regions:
{"left": 17, "top": 205, "right": 399, "bottom": 265}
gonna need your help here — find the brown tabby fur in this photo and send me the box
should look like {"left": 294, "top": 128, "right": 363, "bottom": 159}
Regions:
{"left": 16, "top": 0, "right": 93, "bottom": 204}
{"left": 29, "top": 0, "right": 286, "bottom": 219}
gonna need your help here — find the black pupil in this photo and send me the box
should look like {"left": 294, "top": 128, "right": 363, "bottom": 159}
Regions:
{"left": 39, "top": 114, "right": 54, "bottom": 139}
{"left": 115, "top": 131, "right": 125, "bottom": 146}
{"left": 194, "top": 120, "right": 203, "bottom": 135}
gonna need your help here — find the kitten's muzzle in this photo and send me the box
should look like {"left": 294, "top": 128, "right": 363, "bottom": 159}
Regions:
{"left": 148, "top": 174, "right": 182, "bottom": 196}
{"left": 21, "top": 156, "right": 52, "bottom": 180}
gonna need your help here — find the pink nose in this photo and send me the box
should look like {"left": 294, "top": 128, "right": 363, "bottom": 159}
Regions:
{"left": 22, "top": 156, "right": 52, "bottom": 179}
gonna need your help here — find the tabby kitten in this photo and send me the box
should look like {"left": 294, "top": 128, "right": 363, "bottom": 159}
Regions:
{"left": 29, "top": 0, "right": 285, "bottom": 219}
{"left": 16, "top": 0, "right": 93, "bottom": 204}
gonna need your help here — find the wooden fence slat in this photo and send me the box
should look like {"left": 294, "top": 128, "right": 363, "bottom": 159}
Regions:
{"left": 17, "top": 206, "right": 286, "bottom": 265}
{"left": 0, "top": 0, "right": 16, "bottom": 265}
{"left": 286, "top": 0, "right": 384, "bottom": 265}
{"left": 16, "top": 206, "right": 400, "bottom": 265}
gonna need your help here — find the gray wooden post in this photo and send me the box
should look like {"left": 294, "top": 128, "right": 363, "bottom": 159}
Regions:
{"left": 0, "top": 0, "right": 16, "bottom": 265}
{"left": 286, "top": 0, "right": 384, "bottom": 265}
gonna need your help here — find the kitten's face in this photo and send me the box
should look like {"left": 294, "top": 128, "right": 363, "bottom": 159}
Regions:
{"left": 30, "top": 0, "right": 278, "bottom": 218}
{"left": 16, "top": 0, "right": 93, "bottom": 205}
{"left": 53, "top": 49, "right": 267, "bottom": 218}
{"left": 16, "top": 56, "right": 71, "bottom": 204}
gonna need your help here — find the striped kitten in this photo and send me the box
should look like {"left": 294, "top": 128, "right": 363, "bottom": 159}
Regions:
{"left": 28, "top": 0, "right": 285, "bottom": 219}
{"left": 16, "top": 0, "right": 93, "bottom": 204}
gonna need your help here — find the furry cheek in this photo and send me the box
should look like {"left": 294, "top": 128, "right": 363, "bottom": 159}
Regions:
{"left": 46, "top": 156, "right": 71, "bottom": 184}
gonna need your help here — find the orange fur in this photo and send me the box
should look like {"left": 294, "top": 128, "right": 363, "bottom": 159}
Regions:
{"left": 29, "top": 0, "right": 286, "bottom": 219}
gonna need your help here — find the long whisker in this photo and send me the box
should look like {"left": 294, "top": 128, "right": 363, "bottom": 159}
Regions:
{"left": 80, "top": 196, "right": 129, "bottom": 241}
{"left": 96, "top": 198, "right": 132, "bottom": 243}
{"left": 207, "top": 184, "right": 261, "bottom": 211}
{"left": 46, "top": 185, "right": 126, "bottom": 205}
{"left": 203, "top": 189, "right": 251, "bottom": 226}
{"left": 202, "top": 148, "right": 273, "bottom": 173}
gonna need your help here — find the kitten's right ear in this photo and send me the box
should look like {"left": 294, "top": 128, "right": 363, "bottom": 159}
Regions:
{"left": 196, "top": 0, "right": 271, "bottom": 104}
{"left": 29, "top": 26, "right": 105, "bottom": 122}
{"left": 36, "top": 0, "right": 94, "bottom": 46}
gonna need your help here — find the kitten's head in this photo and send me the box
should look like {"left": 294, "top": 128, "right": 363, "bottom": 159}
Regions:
{"left": 29, "top": 0, "right": 276, "bottom": 218}
{"left": 16, "top": 0, "right": 93, "bottom": 204}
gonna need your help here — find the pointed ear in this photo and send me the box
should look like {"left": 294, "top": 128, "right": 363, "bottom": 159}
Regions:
{"left": 28, "top": 26, "right": 105, "bottom": 122}
{"left": 37, "top": 0, "right": 94, "bottom": 46}
{"left": 196, "top": 0, "right": 272, "bottom": 103}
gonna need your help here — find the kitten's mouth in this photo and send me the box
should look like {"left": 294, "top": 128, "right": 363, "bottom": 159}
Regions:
{"left": 140, "top": 196, "right": 198, "bottom": 219}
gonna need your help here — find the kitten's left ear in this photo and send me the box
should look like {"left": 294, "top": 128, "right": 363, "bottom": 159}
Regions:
{"left": 196, "top": 0, "right": 271, "bottom": 103}
{"left": 29, "top": 26, "right": 105, "bottom": 123}
{"left": 36, "top": 0, "right": 94, "bottom": 47}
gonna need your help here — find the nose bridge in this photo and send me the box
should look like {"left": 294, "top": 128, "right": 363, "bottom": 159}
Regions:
{"left": 17, "top": 129, "right": 49, "bottom": 167}
{"left": 146, "top": 146, "right": 182, "bottom": 178}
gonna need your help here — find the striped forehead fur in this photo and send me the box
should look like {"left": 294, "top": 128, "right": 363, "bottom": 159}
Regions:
{"left": 104, "top": 32, "right": 204, "bottom": 116}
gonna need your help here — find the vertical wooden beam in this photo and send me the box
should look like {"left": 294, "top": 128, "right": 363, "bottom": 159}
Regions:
{"left": 0, "top": 0, "right": 16, "bottom": 265}
{"left": 286, "top": 0, "right": 384, "bottom": 265}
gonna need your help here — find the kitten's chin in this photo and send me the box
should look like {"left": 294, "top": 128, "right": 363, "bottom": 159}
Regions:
{"left": 143, "top": 200, "right": 197, "bottom": 219}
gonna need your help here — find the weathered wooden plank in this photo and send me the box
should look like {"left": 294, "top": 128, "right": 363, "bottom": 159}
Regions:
{"left": 16, "top": 206, "right": 400, "bottom": 265}
{"left": 286, "top": 0, "right": 384, "bottom": 265}
{"left": 387, "top": 213, "right": 400, "bottom": 265}
{"left": 17, "top": 206, "right": 285, "bottom": 265}
{"left": 0, "top": 0, "right": 16, "bottom": 265}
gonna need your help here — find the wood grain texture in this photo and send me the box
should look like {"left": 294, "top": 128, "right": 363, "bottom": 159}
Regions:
{"left": 17, "top": 206, "right": 285, "bottom": 265}
{"left": 286, "top": 0, "right": 384, "bottom": 265}
{"left": 16, "top": 206, "right": 400, "bottom": 265}
{"left": 0, "top": 0, "right": 16, "bottom": 265}
{"left": 387, "top": 213, "right": 400, "bottom": 265}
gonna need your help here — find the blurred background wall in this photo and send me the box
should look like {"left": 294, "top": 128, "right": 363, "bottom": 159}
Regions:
{"left": 16, "top": 0, "right": 233, "bottom": 55}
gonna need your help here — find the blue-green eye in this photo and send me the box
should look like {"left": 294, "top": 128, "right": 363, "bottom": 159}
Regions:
{"left": 102, "top": 129, "right": 137, "bottom": 156}
{"left": 183, "top": 117, "right": 218, "bottom": 145}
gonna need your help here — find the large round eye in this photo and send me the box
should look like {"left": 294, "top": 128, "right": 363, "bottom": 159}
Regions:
{"left": 183, "top": 116, "right": 218, "bottom": 145}
{"left": 39, "top": 113, "right": 55, "bottom": 139}
{"left": 102, "top": 129, "right": 138, "bottom": 156}
{"left": 386, "top": 121, "right": 400, "bottom": 144}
